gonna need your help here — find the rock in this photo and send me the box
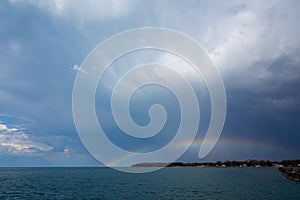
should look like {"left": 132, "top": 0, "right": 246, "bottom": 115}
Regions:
{"left": 279, "top": 167, "right": 300, "bottom": 182}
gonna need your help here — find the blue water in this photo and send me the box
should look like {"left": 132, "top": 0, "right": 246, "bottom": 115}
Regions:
{"left": 0, "top": 167, "right": 299, "bottom": 199}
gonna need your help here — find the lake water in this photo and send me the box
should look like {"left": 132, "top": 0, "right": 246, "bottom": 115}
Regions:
{"left": 0, "top": 167, "right": 299, "bottom": 199}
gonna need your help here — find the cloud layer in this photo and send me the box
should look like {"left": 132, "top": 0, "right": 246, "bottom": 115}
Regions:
{"left": 8, "top": 0, "right": 136, "bottom": 21}
{"left": 0, "top": 0, "right": 299, "bottom": 165}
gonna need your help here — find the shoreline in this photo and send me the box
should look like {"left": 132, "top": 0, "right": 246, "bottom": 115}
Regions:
{"left": 131, "top": 160, "right": 300, "bottom": 182}
{"left": 131, "top": 159, "right": 300, "bottom": 168}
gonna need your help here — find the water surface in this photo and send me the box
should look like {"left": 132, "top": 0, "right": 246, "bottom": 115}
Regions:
{"left": 0, "top": 167, "right": 299, "bottom": 199}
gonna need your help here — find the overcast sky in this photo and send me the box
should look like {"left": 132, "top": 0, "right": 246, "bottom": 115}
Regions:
{"left": 1, "top": 0, "right": 300, "bottom": 166}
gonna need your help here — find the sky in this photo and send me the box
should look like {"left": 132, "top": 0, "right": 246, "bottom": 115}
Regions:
{"left": 0, "top": 0, "right": 300, "bottom": 167}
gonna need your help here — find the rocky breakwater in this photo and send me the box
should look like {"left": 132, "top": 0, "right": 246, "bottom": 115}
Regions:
{"left": 279, "top": 167, "right": 300, "bottom": 182}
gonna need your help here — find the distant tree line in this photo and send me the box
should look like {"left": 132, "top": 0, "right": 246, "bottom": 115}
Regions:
{"left": 132, "top": 159, "right": 300, "bottom": 167}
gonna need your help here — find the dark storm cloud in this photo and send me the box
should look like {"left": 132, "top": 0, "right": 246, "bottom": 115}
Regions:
{"left": 222, "top": 51, "right": 300, "bottom": 152}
